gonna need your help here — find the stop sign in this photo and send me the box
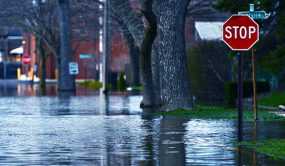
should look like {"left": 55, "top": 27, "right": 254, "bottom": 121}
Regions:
{"left": 223, "top": 15, "right": 259, "bottom": 51}
{"left": 22, "top": 56, "right": 31, "bottom": 64}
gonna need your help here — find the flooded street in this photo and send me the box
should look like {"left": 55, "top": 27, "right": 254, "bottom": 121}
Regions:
{"left": 0, "top": 81, "right": 284, "bottom": 165}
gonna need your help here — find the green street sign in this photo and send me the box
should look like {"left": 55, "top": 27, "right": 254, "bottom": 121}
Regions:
{"left": 80, "top": 54, "right": 95, "bottom": 59}
{"left": 238, "top": 4, "right": 270, "bottom": 20}
{"left": 238, "top": 11, "right": 270, "bottom": 20}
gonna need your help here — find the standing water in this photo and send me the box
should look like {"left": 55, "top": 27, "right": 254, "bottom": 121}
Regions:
{"left": 0, "top": 81, "right": 284, "bottom": 165}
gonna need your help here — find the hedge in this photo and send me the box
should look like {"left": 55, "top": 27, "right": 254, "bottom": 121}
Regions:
{"left": 225, "top": 81, "right": 270, "bottom": 107}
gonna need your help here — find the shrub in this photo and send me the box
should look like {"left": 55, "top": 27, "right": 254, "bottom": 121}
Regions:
{"left": 117, "top": 73, "right": 126, "bottom": 91}
{"left": 225, "top": 81, "right": 270, "bottom": 107}
{"left": 79, "top": 80, "right": 103, "bottom": 90}
{"left": 187, "top": 41, "right": 231, "bottom": 105}
{"left": 259, "top": 92, "right": 285, "bottom": 107}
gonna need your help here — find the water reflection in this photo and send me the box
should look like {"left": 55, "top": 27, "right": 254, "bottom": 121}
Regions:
{"left": 0, "top": 80, "right": 98, "bottom": 96}
{"left": 158, "top": 117, "right": 187, "bottom": 166}
{"left": 237, "top": 121, "right": 285, "bottom": 165}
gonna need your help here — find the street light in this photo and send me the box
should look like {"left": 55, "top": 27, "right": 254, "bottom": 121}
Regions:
{"left": 99, "top": 0, "right": 111, "bottom": 94}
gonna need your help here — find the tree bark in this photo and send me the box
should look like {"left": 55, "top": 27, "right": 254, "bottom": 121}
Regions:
{"left": 40, "top": 55, "right": 47, "bottom": 95}
{"left": 140, "top": 0, "right": 157, "bottom": 108}
{"left": 158, "top": 0, "right": 192, "bottom": 111}
{"left": 58, "top": 0, "right": 75, "bottom": 92}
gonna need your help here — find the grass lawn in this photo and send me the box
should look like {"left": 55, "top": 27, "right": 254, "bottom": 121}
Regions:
{"left": 259, "top": 92, "right": 285, "bottom": 107}
{"left": 240, "top": 139, "right": 285, "bottom": 160}
{"left": 79, "top": 80, "right": 104, "bottom": 90}
{"left": 130, "top": 86, "right": 143, "bottom": 91}
{"left": 157, "top": 105, "right": 285, "bottom": 121}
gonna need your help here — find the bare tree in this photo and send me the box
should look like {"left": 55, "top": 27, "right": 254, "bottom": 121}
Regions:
{"left": 139, "top": 0, "right": 158, "bottom": 108}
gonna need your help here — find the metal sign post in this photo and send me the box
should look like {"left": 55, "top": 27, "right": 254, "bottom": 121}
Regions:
{"left": 239, "top": 4, "right": 270, "bottom": 121}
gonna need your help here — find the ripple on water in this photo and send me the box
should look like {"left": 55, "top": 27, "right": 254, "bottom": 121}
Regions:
{"left": 0, "top": 96, "right": 284, "bottom": 165}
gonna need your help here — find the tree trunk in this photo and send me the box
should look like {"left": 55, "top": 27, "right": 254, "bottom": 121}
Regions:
{"left": 151, "top": 43, "right": 162, "bottom": 105}
{"left": 36, "top": 36, "right": 46, "bottom": 95}
{"left": 129, "top": 44, "right": 140, "bottom": 86}
{"left": 117, "top": 19, "right": 140, "bottom": 86}
{"left": 58, "top": 0, "right": 75, "bottom": 92}
{"left": 140, "top": 0, "right": 157, "bottom": 108}
{"left": 39, "top": 44, "right": 46, "bottom": 94}
{"left": 110, "top": 0, "right": 162, "bottom": 107}
{"left": 158, "top": 0, "right": 192, "bottom": 111}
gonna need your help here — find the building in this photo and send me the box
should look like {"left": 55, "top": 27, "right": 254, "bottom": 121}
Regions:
{"left": 185, "top": 0, "right": 230, "bottom": 47}
{"left": 0, "top": 27, "right": 23, "bottom": 79}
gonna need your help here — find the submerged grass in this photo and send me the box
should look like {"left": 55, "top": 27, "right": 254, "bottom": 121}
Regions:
{"left": 157, "top": 105, "right": 285, "bottom": 121}
{"left": 240, "top": 139, "right": 285, "bottom": 160}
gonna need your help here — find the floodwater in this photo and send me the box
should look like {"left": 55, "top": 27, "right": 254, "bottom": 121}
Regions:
{"left": 0, "top": 80, "right": 284, "bottom": 165}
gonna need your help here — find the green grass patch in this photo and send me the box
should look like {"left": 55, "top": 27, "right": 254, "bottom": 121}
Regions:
{"left": 157, "top": 105, "right": 285, "bottom": 121}
{"left": 240, "top": 139, "right": 285, "bottom": 160}
{"left": 117, "top": 73, "right": 127, "bottom": 91}
{"left": 79, "top": 80, "right": 103, "bottom": 90}
{"left": 131, "top": 86, "right": 143, "bottom": 91}
{"left": 259, "top": 92, "right": 285, "bottom": 107}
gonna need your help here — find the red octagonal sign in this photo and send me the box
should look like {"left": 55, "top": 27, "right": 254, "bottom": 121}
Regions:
{"left": 223, "top": 15, "right": 259, "bottom": 51}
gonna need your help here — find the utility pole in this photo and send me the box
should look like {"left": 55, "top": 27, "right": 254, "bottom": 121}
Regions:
{"left": 58, "top": 0, "right": 76, "bottom": 92}
{"left": 99, "top": 0, "right": 110, "bottom": 94}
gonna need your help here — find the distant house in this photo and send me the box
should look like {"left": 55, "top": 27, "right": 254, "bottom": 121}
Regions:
{"left": 185, "top": 0, "right": 229, "bottom": 47}
{"left": 194, "top": 22, "right": 223, "bottom": 41}
{"left": 0, "top": 27, "right": 23, "bottom": 79}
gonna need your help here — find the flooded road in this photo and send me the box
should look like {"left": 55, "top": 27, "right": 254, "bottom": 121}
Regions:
{"left": 0, "top": 81, "right": 284, "bottom": 165}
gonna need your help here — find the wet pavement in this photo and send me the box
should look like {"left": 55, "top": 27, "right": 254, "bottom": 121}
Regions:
{"left": 0, "top": 80, "right": 284, "bottom": 165}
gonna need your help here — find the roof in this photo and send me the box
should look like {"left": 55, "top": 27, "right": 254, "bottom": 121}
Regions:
{"left": 10, "top": 46, "right": 23, "bottom": 55}
{"left": 195, "top": 22, "right": 223, "bottom": 41}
